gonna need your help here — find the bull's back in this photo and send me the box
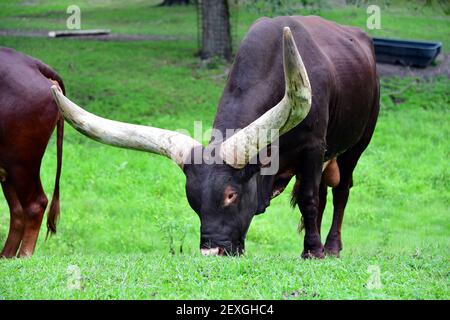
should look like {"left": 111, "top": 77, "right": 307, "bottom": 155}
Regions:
{"left": 216, "top": 16, "right": 378, "bottom": 158}
{"left": 292, "top": 17, "right": 378, "bottom": 155}
{"left": 246, "top": 16, "right": 378, "bottom": 157}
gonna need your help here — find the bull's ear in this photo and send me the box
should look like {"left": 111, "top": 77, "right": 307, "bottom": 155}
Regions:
{"left": 255, "top": 174, "right": 275, "bottom": 215}
{"left": 182, "top": 145, "right": 205, "bottom": 175}
{"left": 240, "top": 164, "right": 260, "bottom": 181}
{"left": 241, "top": 145, "right": 275, "bottom": 181}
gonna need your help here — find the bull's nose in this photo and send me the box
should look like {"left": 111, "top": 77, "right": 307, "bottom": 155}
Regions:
{"left": 200, "top": 247, "right": 225, "bottom": 256}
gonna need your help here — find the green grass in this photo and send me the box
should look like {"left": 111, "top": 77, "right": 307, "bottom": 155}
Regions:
{"left": 1, "top": 252, "right": 447, "bottom": 299}
{"left": 0, "top": 1, "right": 449, "bottom": 300}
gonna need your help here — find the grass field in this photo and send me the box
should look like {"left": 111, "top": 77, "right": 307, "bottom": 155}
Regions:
{"left": 0, "top": 0, "right": 449, "bottom": 300}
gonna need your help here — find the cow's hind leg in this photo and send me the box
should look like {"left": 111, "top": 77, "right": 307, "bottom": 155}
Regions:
{"left": 19, "top": 187, "right": 48, "bottom": 258}
{"left": 1, "top": 181, "right": 25, "bottom": 258}
{"left": 9, "top": 168, "right": 48, "bottom": 258}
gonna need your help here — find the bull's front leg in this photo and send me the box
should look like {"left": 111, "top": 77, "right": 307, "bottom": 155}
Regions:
{"left": 295, "top": 148, "right": 324, "bottom": 259}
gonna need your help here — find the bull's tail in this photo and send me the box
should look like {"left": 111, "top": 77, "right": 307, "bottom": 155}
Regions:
{"left": 46, "top": 115, "right": 64, "bottom": 238}
{"left": 290, "top": 179, "right": 305, "bottom": 233}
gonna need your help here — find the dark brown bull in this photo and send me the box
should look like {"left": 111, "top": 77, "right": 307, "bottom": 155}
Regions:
{"left": 52, "top": 16, "right": 380, "bottom": 258}
{"left": 0, "top": 47, "right": 64, "bottom": 258}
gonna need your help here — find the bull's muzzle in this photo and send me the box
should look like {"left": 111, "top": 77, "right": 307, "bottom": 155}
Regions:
{"left": 200, "top": 244, "right": 244, "bottom": 256}
{"left": 200, "top": 247, "right": 224, "bottom": 256}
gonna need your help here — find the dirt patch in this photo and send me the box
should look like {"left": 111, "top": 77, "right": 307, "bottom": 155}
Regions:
{"left": 20, "top": 0, "right": 39, "bottom": 6}
{"left": 377, "top": 53, "right": 450, "bottom": 79}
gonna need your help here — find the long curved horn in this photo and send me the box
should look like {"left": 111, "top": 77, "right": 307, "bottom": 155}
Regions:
{"left": 51, "top": 86, "right": 201, "bottom": 167}
{"left": 220, "top": 27, "right": 312, "bottom": 168}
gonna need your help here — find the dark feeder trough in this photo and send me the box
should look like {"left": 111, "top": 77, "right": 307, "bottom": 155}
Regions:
{"left": 373, "top": 37, "right": 442, "bottom": 68}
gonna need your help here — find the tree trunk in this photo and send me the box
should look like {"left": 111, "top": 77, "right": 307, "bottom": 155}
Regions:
{"left": 159, "top": 0, "right": 190, "bottom": 6}
{"left": 200, "top": 0, "right": 232, "bottom": 61}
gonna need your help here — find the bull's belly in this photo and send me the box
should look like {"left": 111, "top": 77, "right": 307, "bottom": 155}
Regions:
{"left": 325, "top": 117, "right": 371, "bottom": 160}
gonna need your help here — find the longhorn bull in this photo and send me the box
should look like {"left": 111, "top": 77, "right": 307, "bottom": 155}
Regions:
{"left": 52, "top": 17, "right": 380, "bottom": 258}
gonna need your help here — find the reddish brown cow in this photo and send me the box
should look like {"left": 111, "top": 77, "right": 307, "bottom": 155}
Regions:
{"left": 0, "top": 47, "right": 64, "bottom": 258}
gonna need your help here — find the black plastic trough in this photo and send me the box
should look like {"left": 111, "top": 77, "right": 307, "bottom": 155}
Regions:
{"left": 373, "top": 37, "right": 442, "bottom": 68}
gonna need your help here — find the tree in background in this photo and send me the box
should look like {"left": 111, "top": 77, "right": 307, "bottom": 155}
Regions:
{"left": 199, "top": 0, "right": 232, "bottom": 61}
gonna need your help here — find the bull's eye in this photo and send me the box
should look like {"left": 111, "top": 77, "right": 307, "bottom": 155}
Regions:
{"left": 223, "top": 186, "right": 238, "bottom": 207}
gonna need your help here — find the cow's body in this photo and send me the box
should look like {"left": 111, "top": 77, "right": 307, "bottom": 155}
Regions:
{"left": 0, "top": 47, "right": 64, "bottom": 257}
{"left": 212, "top": 16, "right": 380, "bottom": 257}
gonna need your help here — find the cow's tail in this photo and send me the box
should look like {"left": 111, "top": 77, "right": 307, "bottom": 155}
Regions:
{"left": 46, "top": 115, "right": 64, "bottom": 238}
{"left": 35, "top": 59, "right": 65, "bottom": 238}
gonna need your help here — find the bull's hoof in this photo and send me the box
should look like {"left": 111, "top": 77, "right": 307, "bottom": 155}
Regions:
{"left": 301, "top": 247, "right": 325, "bottom": 259}
{"left": 324, "top": 246, "right": 341, "bottom": 258}
{"left": 324, "top": 238, "right": 342, "bottom": 258}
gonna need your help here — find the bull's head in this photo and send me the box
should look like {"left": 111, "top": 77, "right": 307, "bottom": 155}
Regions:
{"left": 51, "top": 27, "right": 311, "bottom": 256}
